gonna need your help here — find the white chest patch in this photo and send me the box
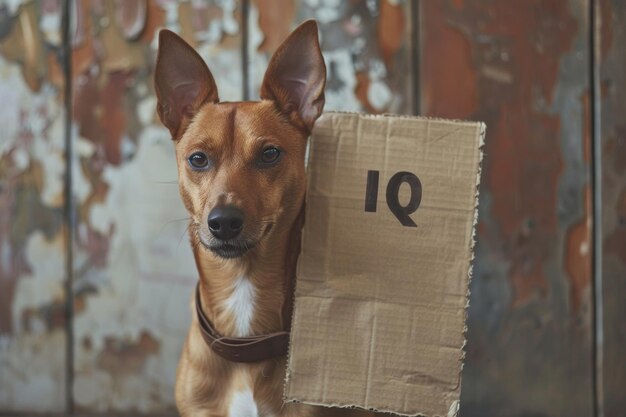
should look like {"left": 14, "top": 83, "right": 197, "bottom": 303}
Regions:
{"left": 224, "top": 276, "right": 256, "bottom": 337}
{"left": 228, "top": 388, "right": 259, "bottom": 417}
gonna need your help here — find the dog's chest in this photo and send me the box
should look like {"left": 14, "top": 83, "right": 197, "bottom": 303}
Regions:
{"left": 228, "top": 387, "right": 259, "bottom": 417}
{"left": 221, "top": 275, "right": 257, "bottom": 337}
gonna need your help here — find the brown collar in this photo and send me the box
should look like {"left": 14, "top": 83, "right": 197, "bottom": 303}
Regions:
{"left": 195, "top": 283, "right": 290, "bottom": 363}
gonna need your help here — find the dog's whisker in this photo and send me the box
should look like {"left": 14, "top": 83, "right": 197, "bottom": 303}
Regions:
{"left": 177, "top": 223, "right": 192, "bottom": 250}
{"left": 153, "top": 217, "right": 192, "bottom": 239}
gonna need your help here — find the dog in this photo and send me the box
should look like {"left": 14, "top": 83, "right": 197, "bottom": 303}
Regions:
{"left": 155, "top": 20, "right": 379, "bottom": 417}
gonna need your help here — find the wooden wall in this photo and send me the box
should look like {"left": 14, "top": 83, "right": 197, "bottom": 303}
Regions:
{"left": 0, "top": 1, "right": 623, "bottom": 415}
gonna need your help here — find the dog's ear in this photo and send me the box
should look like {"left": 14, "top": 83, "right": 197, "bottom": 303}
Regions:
{"left": 154, "top": 30, "right": 219, "bottom": 139}
{"left": 260, "top": 20, "right": 326, "bottom": 133}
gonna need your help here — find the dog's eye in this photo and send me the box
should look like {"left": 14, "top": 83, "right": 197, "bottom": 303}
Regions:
{"left": 188, "top": 152, "right": 210, "bottom": 170}
{"left": 259, "top": 146, "right": 281, "bottom": 166}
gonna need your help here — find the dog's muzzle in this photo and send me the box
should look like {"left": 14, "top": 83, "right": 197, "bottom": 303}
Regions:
{"left": 208, "top": 242, "right": 253, "bottom": 259}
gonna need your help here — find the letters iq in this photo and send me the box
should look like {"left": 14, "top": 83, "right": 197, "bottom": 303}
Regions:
{"left": 364, "top": 170, "right": 422, "bottom": 227}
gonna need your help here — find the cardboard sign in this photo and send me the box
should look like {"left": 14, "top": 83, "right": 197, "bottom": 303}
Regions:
{"left": 285, "top": 112, "right": 485, "bottom": 417}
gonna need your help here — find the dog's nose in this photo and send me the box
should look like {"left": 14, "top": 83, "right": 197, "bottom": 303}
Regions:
{"left": 207, "top": 205, "right": 244, "bottom": 240}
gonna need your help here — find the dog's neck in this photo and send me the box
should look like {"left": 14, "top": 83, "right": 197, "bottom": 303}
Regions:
{"left": 192, "top": 204, "right": 304, "bottom": 338}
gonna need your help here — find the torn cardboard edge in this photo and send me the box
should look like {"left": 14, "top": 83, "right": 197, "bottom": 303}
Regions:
{"left": 283, "top": 112, "right": 486, "bottom": 417}
{"left": 282, "top": 398, "right": 461, "bottom": 417}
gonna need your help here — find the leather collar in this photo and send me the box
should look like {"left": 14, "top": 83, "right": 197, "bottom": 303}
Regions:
{"left": 195, "top": 283, "right": 290, "bottom": 363}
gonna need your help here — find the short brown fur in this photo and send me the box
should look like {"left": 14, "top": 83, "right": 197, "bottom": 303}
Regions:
{"left": 156, "top": 21, "right": 378, "bottom": 417}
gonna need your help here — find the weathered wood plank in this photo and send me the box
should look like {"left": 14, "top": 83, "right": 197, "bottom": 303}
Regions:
{"left": 598, "top": 1, "right": 626, "bottom": 416}
{"left": 248, "top": 0, "right": 414, "bottom": 114}
{"left": 420, "top": 1, "right": 594, "bottom": 416}
{"left": 69, "top": 0, "right": 243, "bottom": 412}
{"left": 0, "top": 0, "right": 67, "bottom": 412}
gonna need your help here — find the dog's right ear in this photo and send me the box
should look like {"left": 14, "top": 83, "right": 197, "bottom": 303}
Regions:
{"left": 154, "top": 30, "right": 219, "bottom": 139}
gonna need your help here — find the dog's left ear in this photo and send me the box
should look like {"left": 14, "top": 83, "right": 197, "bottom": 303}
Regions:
{"left": 260, "top": 20, "right": 326, "bottom": 133}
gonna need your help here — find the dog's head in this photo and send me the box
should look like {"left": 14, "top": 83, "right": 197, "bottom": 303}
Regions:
{"left": 154, "top": 21, "right": 326, "bottom": 259}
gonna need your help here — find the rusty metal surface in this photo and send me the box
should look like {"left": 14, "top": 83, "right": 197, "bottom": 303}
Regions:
{"left": 598, "top": 1, "right": 626, "bottom": 415}
{"left": 248, "top": 0, "right": 414, "bottom": 114}
{"left": 0, "top": 0, "right": 67, "bottom": 412}
{"left": 420, "top": 1, "right": 594, "bottom": 416}
{"left": 69, "top": 0, "right": 242, "bottom": 412}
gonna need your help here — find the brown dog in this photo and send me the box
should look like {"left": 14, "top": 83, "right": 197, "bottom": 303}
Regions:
{"left": 155, "top": 21, "right": 377, "bottom": 417}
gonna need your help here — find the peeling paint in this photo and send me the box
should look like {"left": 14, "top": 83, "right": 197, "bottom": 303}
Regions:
{"left": 0, "top": 2, "right": 47, "bottom": 91}
{"left": 421, "top": 18, "right": 477, "bottom": 119}
{"left": 0, "top": 331, "right": 66, "bottom": 411}
{"left": 114, "top": 0, "right": 148, "bottom": 41}
{"left": 252, "top": 0, "right": 295, "bottom": 53}
{"left": 0, "top": 2, "right": 66, "bottom": 410}
{"left": 97, "top": 330, "right": 160, "bottom": 375}
{"left": 421, "top": 1, "right": 594, "bottom": 416}
{"left": 378, "top": 0, "right": 405, "bottom": 71}
{"left": 248, "top": 0, "right": 412, "bottom": 113}
{"left": 604, "top": 189, "right": 626, "bottom": 263}
{"left": 564, "top": 185, "right": 592, "bottom": 313}
{"left": 424, "top": 0, "right": 580, "bottom": 307}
